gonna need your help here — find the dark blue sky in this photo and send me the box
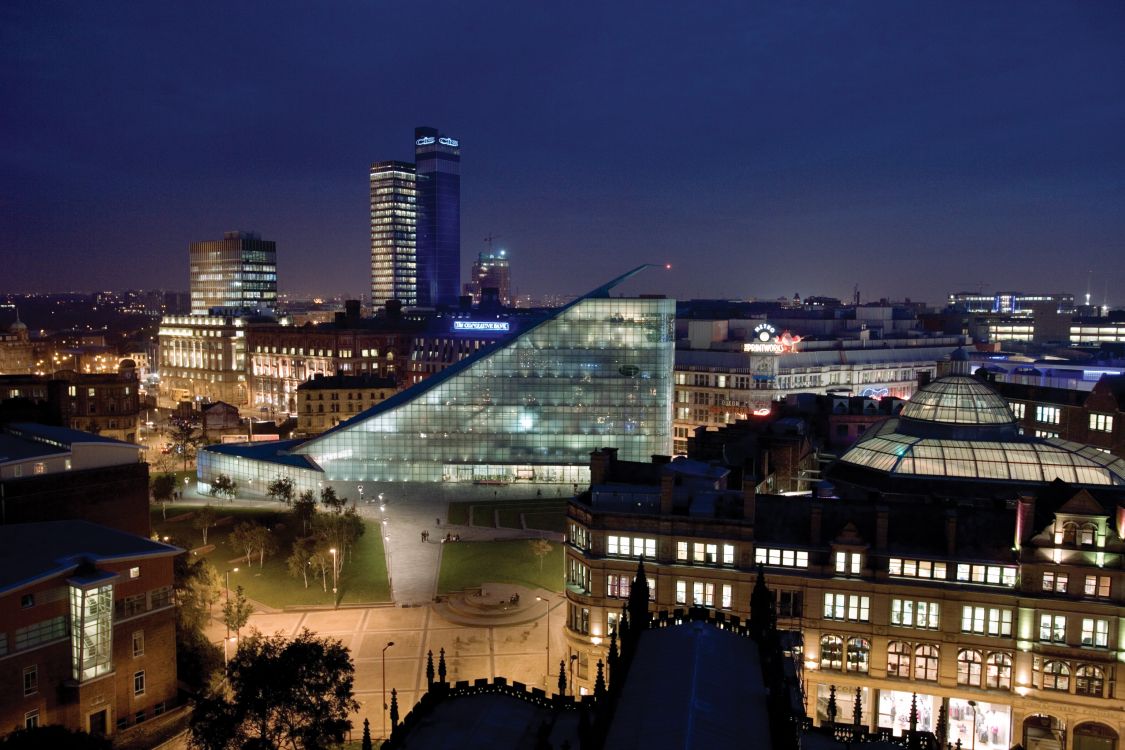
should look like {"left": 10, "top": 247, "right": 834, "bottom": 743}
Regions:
{"left": 3, "top": 1, "right": 1123, "bottom": 304}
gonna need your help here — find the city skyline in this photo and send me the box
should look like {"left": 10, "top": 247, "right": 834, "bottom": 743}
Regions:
{"left": 2, "top": 2, "right": 1124, "bottom": 304}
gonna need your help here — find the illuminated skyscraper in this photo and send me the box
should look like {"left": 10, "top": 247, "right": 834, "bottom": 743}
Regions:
{"left": 465, "top": 250, "right": 512, "bottom": 306}
{"left": 188, "top": 231, "right": 277, "bottom": 315}
{"left": 414, "top": 126, "right": 461, "bottom": 307}
{"left": 369, "top": 161, "right": 417, "bottom": 306}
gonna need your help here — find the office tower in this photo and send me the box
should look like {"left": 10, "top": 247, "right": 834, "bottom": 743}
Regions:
{"left": 465, "top": 250, "right": 512, "bottom": 306}
{"left": 369, "top": 161, "right": 417, "bottom": 307}
{"left": 188, "top": 231, "right": 277, "bottom": 315}
{"left": 414, "top": 126, "right": 461, "bottom": 307}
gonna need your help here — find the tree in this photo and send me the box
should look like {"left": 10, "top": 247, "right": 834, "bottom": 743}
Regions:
{"left": 309, "top": 545, "right": 333, "bottom": 592}
{"left": 0, "top": 725, "right": 112, "bottom": 750}
{"left": 529, "top": 538, "right": 553, "bottom": 573}
{"left": 293, "top": 491, "right": 317, "bottom": 536}
{"left": 229, "top": 521, "right": 275, "bottom": 568}
{"left": 287, "top": 537, "right": 316, "bottom": 588}
{"left": 320, "top": 486, "right": 346, "bottom": 513}
{"left": 173, "top": 555, "right": 223, "bottom": 693}
{"left": 209, "top": 474, "right": 238, "bottom": 502}
{"left": 169, "top": 417, "right": 202, "bottom": 472}
{"left": 152, "top": 473, "right": 177, "bottom": 520}
{"left": 193, "top": 505, "right": 219, "bottom": 547}
{"left": 313, "top": 507, "right": 364, "bottom": 572}
{"left": 361, "top": 718, "right": 373, "bottom": 750}
{"left": 188, "top": 629, "right": 359, "bottom": 750}
{"left": 267, "top": 476, "right": 295, "bottom": 506}
{"left": 222, "top": 585, "right": 253, "bottom": 639}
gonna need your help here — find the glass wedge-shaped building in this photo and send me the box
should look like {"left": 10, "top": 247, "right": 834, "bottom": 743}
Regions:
{"left": 198, "top": 267, "right": 674, "bottom": 491}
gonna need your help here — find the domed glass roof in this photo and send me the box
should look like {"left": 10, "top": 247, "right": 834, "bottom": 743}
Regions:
{"left": 900, "top": 375, "right": 1015, "bottom": 426}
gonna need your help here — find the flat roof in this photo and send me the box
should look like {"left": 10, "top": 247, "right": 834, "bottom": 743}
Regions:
{"left": 6, "top": 422, "right": 139, "bottom": 449}
{"left": 0, "top": 521, "right": 181, "bottom": 594}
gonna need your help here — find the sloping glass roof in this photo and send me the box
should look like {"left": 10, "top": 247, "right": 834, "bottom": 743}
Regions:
{"left": 900, "top": 375, "right": 1015, "bottom": 426}
{"left": 839, "top": 421, "right": 1125, "bottom": 486}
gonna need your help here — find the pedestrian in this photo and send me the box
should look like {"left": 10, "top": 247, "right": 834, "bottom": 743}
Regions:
{"left": 424, "top": 530, "right": 429, "bottom": 542}
{"left": 436, "top": 517, "right": 441, "bottom": 526}
{"left": 421, "top": 531, "right": 426, "bottom": 543}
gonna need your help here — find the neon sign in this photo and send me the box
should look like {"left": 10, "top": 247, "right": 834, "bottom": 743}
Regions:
{"left": 438, "top": 137, "right": 459, "bottom": 147}
{"left": 415, "top": 136, "right": 435, "bottom": 146}
{"left": 452, "top": 320, "right": 510, "bottom": 332}
{"left": 743, "top": 323, "right": 801, "bottom": 355}
{"left": 416, "top": 136, "right": 460, "bottom": 148}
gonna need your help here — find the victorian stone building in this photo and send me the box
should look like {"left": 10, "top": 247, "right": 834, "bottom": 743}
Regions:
{"left": 564, "top": 373, "right": 1125, "bottom": 750}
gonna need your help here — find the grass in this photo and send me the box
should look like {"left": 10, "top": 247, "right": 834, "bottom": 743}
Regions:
{"left": 448, "top": 498, "right": 566, "bottom": 532}
{"left": 436, "top": 538, "right": 564, "bottom": 595}
{"left": 151, "top": 506, "right": 391, "bottom": 607}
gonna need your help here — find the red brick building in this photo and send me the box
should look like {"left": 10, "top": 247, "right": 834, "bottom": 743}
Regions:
{"left": 0, "top": 521, "right": 179, "bottom": 740}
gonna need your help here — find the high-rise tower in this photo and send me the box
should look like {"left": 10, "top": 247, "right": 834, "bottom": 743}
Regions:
{"left": 465, "top": 250, "right": 511, "bottom": 306}
{"left": 369, "top": 161, "right": 417, "bottom": 306}
{"left": 413, "top": 126, "right": 461, "bottom": 307}
{"left": 189, "top": 231, "right": 277, "bottom": 315}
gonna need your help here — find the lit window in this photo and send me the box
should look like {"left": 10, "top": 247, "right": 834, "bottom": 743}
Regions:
{"left": 1042, "top": 572, "right": 1067, "bottom": 593}
{"left": 133, "top": 630, "right": 145, "bottom": 657}
{"left": 1080, "top": 618, "right": 1108, "bottom": 648}
{"left": 1042, "top": 661, "right": 1069, "bottom": 691}
{"left": 986, "top": 653, "right": 1012, "bottom": 689}
{"left": 1035, "top": 405, "right": 1060, "bottom": 424}
{"left": 1089, "top": 413, "right": 1113, "bottom": 432}
{"left": 888, "top": 558, "right": 947, "bottom": 579}
{"left": 1039, "top": 614, "right": 1066, "bottom": 643}
{"left": 834, "top": 551, "right": 862, "bottom": 575}
{"left": 914, "top": 645, "right": 939, "bottom": 681}
{"left": 755, "top": 547, "right": 808, "bottom": 568}
{"left": 957, "top": 649, "right": 983, "bottom": 686}
{"left": 129, "top": 567, "right": 141, "bottom": 580}
{"left": 134, "top": 670, "right": 145, "bottom": 696}
{"left": 890, "top": 599, "right": 941, "bottom": 630}
{"left": 1084, "top": 575, "right": 1111, "bottom": 599}
{"left": 824, "top": 593, "right": 869, "bottom": 622}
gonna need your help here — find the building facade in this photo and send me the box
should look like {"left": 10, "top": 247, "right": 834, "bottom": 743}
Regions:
{"left": 296, "top": 373, "right": 398, "bottom": 435}
{"left": 413, "top": 127, "right": 460, "bottom": 308}
{"left": 565, "top": 374, "right": 1125, "bottom": 750}
{"left": 672, "top": 327, "right": 963, "bottom": 454}
{"left": 198, "top": 268, "right": 675, "bottom": 492}
{"left": 369, "top": 161, "right": 417, "bottom": 307}
{"left": 157, "top": 313, "right": 249, "bottom": 408}
{"left": 0, "top": 521, "right": 179, "bottom": 740}
{"left": 189, "top": 231, "right": 277, "bottom": 316}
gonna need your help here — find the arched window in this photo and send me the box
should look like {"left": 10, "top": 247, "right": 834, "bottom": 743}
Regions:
{"left": 820, "top": 635, "right": 843, "bottom": 671}
{"left": 986, "top": 652, "right": 1012, "bottom": 690}
{"left": 914, "top": 644, "right": 939, "bottom": 681}
{"left": 847, "top": 637, "right": 870, "bottom": 673}
{"left": 957, "top": 649, "right": 983, "bottom": 686}
{"left": 1075, "top": 665, "right": 1104, "bottom": 697}
{"left": 887, "top": 641, "right": 911, "bottom": 678}
{"left": 1079, "top": 524, "right": 1097, "bottom": 546}
{"left": 1043, "top": 661, "right": 1070, "bottom": 691}
{"left": 1061, "top": 522, "right": 1077, "bottom": 545}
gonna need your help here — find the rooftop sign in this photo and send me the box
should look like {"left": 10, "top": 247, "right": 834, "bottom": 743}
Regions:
{"left": 452, "top": 320, "right": 510, "bottom": 333}
{"left": 743, "top": 323, "right": 801, "bottom": 355}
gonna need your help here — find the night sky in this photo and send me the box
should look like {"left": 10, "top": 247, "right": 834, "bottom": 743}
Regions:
{"left": 3, "top": 1, "right": 1123, "bottom": 305}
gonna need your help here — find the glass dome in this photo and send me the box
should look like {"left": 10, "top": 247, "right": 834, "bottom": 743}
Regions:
{"left": 900, "top": 375, "right": 1015, "bottom": 427}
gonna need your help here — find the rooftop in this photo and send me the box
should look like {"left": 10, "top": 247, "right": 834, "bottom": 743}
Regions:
{"left": 0, "top": 520, "right": 181, "bottom": 593}
{"left": 899, "top": 375, "right": 1016, "bottom": 427}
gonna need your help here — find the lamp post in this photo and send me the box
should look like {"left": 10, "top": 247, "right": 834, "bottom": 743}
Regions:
{"left": 569, "top": 654, "right": 578, "bottom": 697}
{"left": 382, "top": 641, "right": 395, "bottom": 740}
{"left": 224, "top": 567, "right": 240, "bottom": 640}
{"left": 968, "top": 700, "right": 977, "bottom": 750}
{"left": 329, "top": 548, "right": 338, "bottom": 606}
{"left": 537, "top": 596, "right": 551, "bottom": 683}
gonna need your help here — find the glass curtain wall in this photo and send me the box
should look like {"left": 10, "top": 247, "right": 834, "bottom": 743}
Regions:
{"left": 296, "top": 297, "right": 675, "bottom": 482}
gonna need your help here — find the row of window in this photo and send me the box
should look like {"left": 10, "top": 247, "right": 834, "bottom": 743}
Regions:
{"left": 674, "top": 580, "right": 734, "bottom": 609}
{"left": 1039, "top": 615, "right": 1109, "bottom": 647}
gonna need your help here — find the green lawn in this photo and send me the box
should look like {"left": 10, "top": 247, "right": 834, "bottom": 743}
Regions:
{"left": 448, "top": 498, "right": 566, "bottom": 532}
{"left": 436, "top": 538, "right": 564, "bottom": 595}
{"left": 152, "top": 507, "right": 391, "bottom": 607}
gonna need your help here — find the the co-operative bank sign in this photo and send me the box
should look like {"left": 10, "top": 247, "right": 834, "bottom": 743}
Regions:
{"left": 452, "top": 321, "right": 510, "bottom": 333}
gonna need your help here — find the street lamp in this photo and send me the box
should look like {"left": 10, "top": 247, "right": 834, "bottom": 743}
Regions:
{"left": 968, "top": 700, "right": 978, "bottom": 750}
{"left": 382, "top": 641, "right": 395, "bottom": 740}
{"left": 329, "top": 548, "right": 338, "bottom": 605}
{"left": 569, "top": 654, "right": 578, "bottom": 697}
{"left": 537, "top": 596, "right": 551, "bottom": 682}
{"left": 224, "top": 567, "right": 240, "bottom": 641}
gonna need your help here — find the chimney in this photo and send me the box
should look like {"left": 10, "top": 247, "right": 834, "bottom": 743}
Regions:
{"left": 944, "top": 510, "right": 957, "bottom": 557}
{"left": 589, "top": 447, "right": 617, "bottom": 486}
{"left": 918, "top": 370, "right": 932, "bottom": 388}
{"left": 875, "top": 506, "right": 889, "bottom": 551}
{"left": 660, "top": 468, "right": 675, "bottom": 515}
{"left": 810, "top": 503, "right": 822, "bottom": 545}
{"left": 743, "top": 475, "right": 756, "bottom": 524}
{"left": 1017, "top": 495, "right": 1036, "bottom": 549}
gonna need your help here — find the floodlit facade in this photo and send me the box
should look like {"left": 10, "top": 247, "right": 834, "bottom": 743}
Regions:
{"left": 189, "top": 231, "right": 277, "bottom": 315}
{"left": 369, "top": 161, "right": 417, "bottom": 307}
{"left": 198, "top": 268, "right": 675, "bottom": 490}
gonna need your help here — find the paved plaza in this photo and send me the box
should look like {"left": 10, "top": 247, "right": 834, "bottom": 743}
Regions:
{"left": 183, "top": 479, "right": 574, "bottom": 743}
